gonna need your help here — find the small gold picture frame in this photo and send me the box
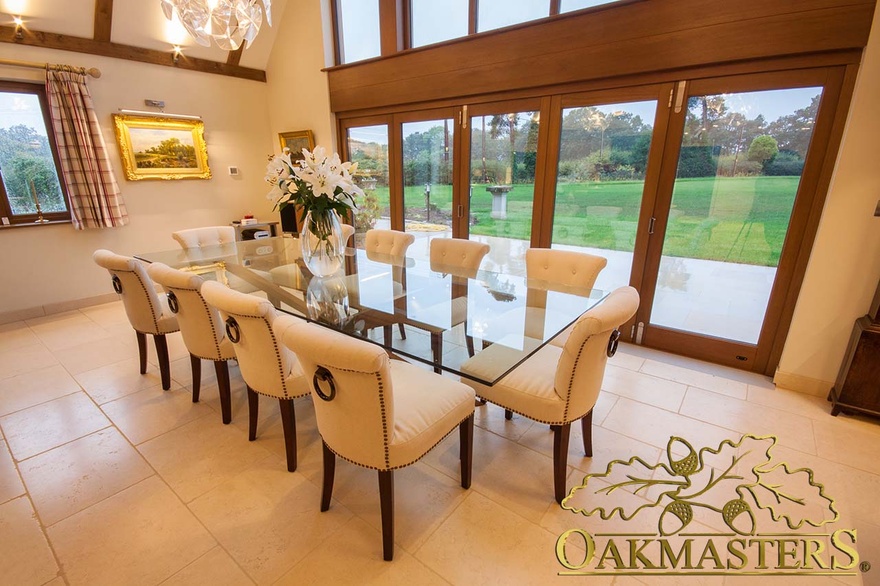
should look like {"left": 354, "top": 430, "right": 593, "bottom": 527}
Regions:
{"left": 278, "top": 129, "right": 315, "bottom": 160}
{"left": 112, "top": 114, "right": 211, "bottom": 181}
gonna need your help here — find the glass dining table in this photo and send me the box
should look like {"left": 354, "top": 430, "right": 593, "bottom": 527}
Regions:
{"left": 136, "top": 236, "right": 607, "bottom": 386}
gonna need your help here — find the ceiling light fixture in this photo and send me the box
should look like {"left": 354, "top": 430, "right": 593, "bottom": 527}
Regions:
{"left": 12, "top": 15, "right": 24, "bottom": 40}
{"left": 159, "top": 0, "right": 272, "bottom": 51}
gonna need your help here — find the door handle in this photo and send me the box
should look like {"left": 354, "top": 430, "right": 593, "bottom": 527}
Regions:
{"left": 648, "top": 217, "right": 656, "bottom": 234}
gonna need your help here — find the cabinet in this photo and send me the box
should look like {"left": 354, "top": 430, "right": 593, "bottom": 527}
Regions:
{"left": 829, "top": 280, "right": 880, "bottom": 417}
{"left": 231, "top": 221, "right": 279, "bottom": 241}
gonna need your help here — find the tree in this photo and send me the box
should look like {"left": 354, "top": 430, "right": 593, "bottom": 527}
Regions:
{"left": 766, "top": 94, "right": 820, "bottom": 157}
{"left": 747, "top": 135, "right": 779, "bottom": 163}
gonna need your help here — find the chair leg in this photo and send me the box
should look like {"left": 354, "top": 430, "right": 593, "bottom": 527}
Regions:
{"left": 214, "top": 361, "right": 232, "bottom": 424}
{"left": 460, "top": 415, "right": 474, "bottom": 489}
{"left": 551, "top": 423, "right": 571, "bottom": 504}
{"left": 154, "top": 334, "right": 171, "bottom": 390}
{"left": 397, "top": 323, "right": 406, "bottom": 340}
{"left": 581, "top": 409, "right": 593, "bottom": 457}
{"left": 247, "top": 386, "right": 259, "bottom": 441}
{"left": 383, "top": 325, "right": 393, "bottom": 347}
{"left": 136, "top": 332, "right": 148, "bottom": 374}
{"left": 190, "top": 354, "right": 201, "bottom": 402}
{"left": 431, "top": 332, "right": 442, "bottom": 374}
{"left": 378, "top": 470, "right": 394, "bottom": 561}
{"left": 505, "top": 409, "right": 513, "bottom": 420}
{"left": 321, "top": 441, "right": 336, "bottom": 512}
{"left": 465, "top": 334, "right": 475, "bottom": 357}
{"left": 278, "top": 398, "right": 298, "bottom": 472}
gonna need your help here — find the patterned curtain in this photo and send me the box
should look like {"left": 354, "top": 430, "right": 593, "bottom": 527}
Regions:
{"left": 46, "top": 67, "right": 128, "bottom": 229}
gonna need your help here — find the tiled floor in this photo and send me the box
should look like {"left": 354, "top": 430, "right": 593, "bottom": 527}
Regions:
{"left": 1, "top": 301, "right": 878, "bottom": 585}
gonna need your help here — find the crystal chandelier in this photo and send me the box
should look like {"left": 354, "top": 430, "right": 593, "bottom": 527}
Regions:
{"left": 160, "top": 0, "right": 272, "bottom": 51}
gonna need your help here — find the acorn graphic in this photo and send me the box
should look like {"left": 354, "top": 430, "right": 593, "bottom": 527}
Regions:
{"left": 722, "top": 498, "right": 756, "bottom": 535}
{"left": 659, "top": 500, "right": 693, "bottom": 535}
{"left": 667, "top": 437, "right": 699, "bottom": 477}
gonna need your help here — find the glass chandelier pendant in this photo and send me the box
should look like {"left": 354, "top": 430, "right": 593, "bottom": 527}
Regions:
{"left": 160, "top": 0, "right": 273, "bottom": 51}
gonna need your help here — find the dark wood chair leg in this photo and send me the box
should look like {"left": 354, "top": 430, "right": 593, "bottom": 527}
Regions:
{"left": 581, "top": 409, "right": 593, "bottom": 457}
{"left": 279, "top": 398, "right": 298, "bottom": 472}
{"left": 378, "top": 470, "right": 395, "bottom": 561}
{"left": 136, "top": 332, "right": 148, "bottom": 374}
{"left": 466, "top": 334, "right": 475, "bottom": 357}
{"left": 190, "top": 354, "right": 201, "bottom": 403}
{"left": 431, "top": 332, "right": 442, "bottom": 374}
{"left": 397, "top": 323, "right": 406, "bottom": 340}
{"left": 154, "top": 334, "right": 171, "bottom": 390}
{"left": 460, "top": 415, "right": 474, "bottom": 489}
{"left": 505, "top": 409, "right": 513, "bottom": 420}
{"left": 321, "top": 441, "right": 336, "bottom": 512}
{"left": 214, "top": 361, "right": 232, "bottom": 424}
{"left": 383, "top": 325, "right": 393, "bottom": 347}
{"left": 551, "top": 423, "right": 571, "bottom": 504}
{"left": 247, "top": 386, "right": 259, "bottom": 441}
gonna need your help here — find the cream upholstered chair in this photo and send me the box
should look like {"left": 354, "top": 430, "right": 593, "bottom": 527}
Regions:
{"left": 461, "top": 286, "right": 639, "bottom": 503}
{"left": 364, "top": 228, "right": 415, "bottom": 342}
{"left": 201, "top": 281, "right": 309, "bottom": 471}
{"left": 526, "top": 248, "right": 607, "bottom": 348}
{"left": 146, "top": 262, "right": 236, "bottom": 424}
{"left": 93, "top": 250, "right": 179, "bottom": 390}
{"left": 171, "top": 226, "right": 236, "bottom": 249}
{"left": 281, "top": 320, "right": 475, "bottom": 561}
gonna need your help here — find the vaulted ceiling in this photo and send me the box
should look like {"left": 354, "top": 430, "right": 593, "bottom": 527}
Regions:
{"left": 0, "top": 0, "right": 290, "bottom": 81}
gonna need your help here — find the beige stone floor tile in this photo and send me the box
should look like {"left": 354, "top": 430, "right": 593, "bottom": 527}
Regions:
{"left": 101, "top": 384, "right": 212, "bottom": 445}
{"left": 607, "top": 347, "right": 645, "bottom": 372}
{"left": 0, "top": 321, "right": 41, "bottom": 352}
{"left": 319, "top": 459, "right": 470, "bottom": 554}
{"left": 0, "top": 364, "right": 82, "bottom": 417}
{"left": 169, "top": 355, "right": 219, "bottom": 388}
{"left": 0, "top": 392, "right": 110, "bottom": 461}
{"left": 0, "top": 439, "right": 24, "bottom": 504}
{"left": 420, "top": 425, "right": 557, "bottom": 524}
{"left": 189, "top": 455, "right": 353, "bottom": 585}
{"left": 145, "top": 332, "right": 191, "bottom": 367}
{"left": 416, "top": 491, "right": 592, "bottom": 585}
{"left": 75, "top": 357, "right": 164, "bottom": 404}
{"left": 812, "top": 417, "right": 880, "bottom": 476}
{"left": 746, "top": 383, "right": 836, "bottom": 420}
{"left": 602, "top": 397, "right": 736, "bottom": 454}
{"left": 640, "top": 359, "right": 749, "bottom": 399}
{"left": 472, "top": 402, "right": 536, "bottom": 440}
{"left": 161, "top": 546, "right": 254, "bottom": 586}
{"left": 0, "top": 344, "right": 59, "bottom": 381}
{"left": 592, "top": 391, "right": 619, "bottom": 426}
{"left": 601, "top": 364, "right": 688, "bottom": 412}
{"left": 79, "top": 302, "right": 129, "bottom": 329}
{"left": 25, "top": 310, "right": 114, "bottom": 352}
{"left": 18, "top": 428, "right": 153, "bottom": 526}
{"left": 0, "top": 497, "right": 60, "bottom": 585}
{"left": 53, "top": 333, "right": 139, "bottom": 375}
{"left": 277, "top": 516, "right": 449, "bottom": 585}
{"left": 679, "top": 387, "right": 817, "bottom": 454}
{"left": 48, "top": 476, "right": 216, "bottom": 586}
{"left": 139, "top": 414, "right": 274, "bottom": 503}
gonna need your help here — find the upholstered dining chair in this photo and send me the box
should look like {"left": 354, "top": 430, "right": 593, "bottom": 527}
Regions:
{"left": 146, "top": 262, "right": 236, "bottom": 424}
{"left": 281, "top": 320, "right": 475, "bottom": 561}
{"left": 171, "top": 226, "right": 237, "bottom": 249}
{"left": 364, "top": 228, "right": 415, "bottom": 342}
{"left": 201, "top": 281, "right": 309, "bottom": 471}
{"left": 460, "top": 286, "right": 639, "bottom": 503}
{"left": 93, "top": 250, "right": 179, "bottom": 390}
{"left": 525, "top": 248, "right": 608, "bottom": 348}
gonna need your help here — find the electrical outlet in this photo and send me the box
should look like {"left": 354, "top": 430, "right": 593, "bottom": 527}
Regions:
{"left": 228, "top": 166, "right": 240, "bottom": 176}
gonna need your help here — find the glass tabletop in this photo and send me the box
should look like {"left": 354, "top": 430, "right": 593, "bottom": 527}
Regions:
{"left": 136, "top": 237, "right": 607, "bottom": 385}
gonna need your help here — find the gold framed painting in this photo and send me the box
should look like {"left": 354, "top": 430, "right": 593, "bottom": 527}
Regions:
{"left": 112, "top": 114, "right": 211, "bottom": 181}
{"left": 278, "top": 129, "right": 315, "bottom": 160}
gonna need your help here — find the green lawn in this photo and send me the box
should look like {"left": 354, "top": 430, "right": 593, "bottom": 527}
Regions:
{"left": 367, "top": 176, "right": 800, "bottom": 267}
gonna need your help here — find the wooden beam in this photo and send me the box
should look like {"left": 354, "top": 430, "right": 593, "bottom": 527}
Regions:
{"left": 93, "top": 0, "right": 114, "bottom": 42}
{"left": 378, "top": 0, "right": 404, "bottom": 56}
{"left": 227, "top": 45, "right": 245, "bottom": 66}
{"left": 0, "top": 26, "right": 266, "bottom": 82}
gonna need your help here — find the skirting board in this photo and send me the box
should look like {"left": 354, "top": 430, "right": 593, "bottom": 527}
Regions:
{"left": 0, "top": 293, "right": 120, "bottom": 325}
{"left": 773, "top": 369, "right": 834, "bottom": 398}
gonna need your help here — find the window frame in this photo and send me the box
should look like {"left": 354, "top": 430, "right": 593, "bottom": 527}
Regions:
{"left": 0, "top": 81, "right": 71, "bottom": 226}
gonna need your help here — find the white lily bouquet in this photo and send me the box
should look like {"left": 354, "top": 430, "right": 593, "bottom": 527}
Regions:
{"left": 266, "top": 147, "right": 364, "bottom": 276}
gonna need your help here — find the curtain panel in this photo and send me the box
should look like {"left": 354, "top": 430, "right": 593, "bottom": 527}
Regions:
{"left": 46, "top": 68, "right": 128, "bottom": 230}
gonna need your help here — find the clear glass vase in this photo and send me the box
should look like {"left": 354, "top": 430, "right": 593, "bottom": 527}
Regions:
{"left": 300, "top": 209, "right": 345, "bottom": 277}
{"left": 306, "top": 276, "right": 350, "bottom": 327}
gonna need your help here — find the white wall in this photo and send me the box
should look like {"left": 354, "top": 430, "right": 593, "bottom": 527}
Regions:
{"left": 0, "top": 44, "right": 275, "bottom": 319}
{"left": 775, "top": 7, "right": 880, "bottom": 391}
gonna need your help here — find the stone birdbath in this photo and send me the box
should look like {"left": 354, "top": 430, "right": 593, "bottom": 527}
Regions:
{"left": 486, "top": 185, "right": 512, "bottom": 219}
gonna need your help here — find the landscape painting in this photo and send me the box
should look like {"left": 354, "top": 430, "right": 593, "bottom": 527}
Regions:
{"left": 112, "top": 114, "right": 211, "bottom": 180}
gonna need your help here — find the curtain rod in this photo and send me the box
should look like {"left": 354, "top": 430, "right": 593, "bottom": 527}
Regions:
{"left": 0, "top": 58, "right": 102, "bottom": 78}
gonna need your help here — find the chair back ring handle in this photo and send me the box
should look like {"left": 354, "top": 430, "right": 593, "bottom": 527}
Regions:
{"left": 167, "top": 291, "right": 179, "bottom": 314}
{"left": 313, "top": 366, "right": 337, "bottom": 402}
{"left": 225, "top": 317, "right": 241, "bottom": 343}
{"left": 112, "top": 274, "right": 123, "bottom": 294}
{"left": 607, "top": 329, "right": 621, "bottom": 358}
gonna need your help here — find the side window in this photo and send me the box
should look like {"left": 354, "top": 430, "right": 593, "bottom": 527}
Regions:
{"left": 0, "top": 82, "right": 69, "bottom": 225}
{"left": 335, "top": 0, "right": 382, "bottom": 64}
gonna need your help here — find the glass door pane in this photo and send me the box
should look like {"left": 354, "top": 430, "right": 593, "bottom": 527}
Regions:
{"left": 346, "top": 125, "right": 390, "bottom": 247}
{"left": 551, "top": 100, "right": 658, "bottom": 292}
{"left": 402, "top": 118, "right": 454, "bottom": 236}
{"left": 468, "top": 110, "right": 540, "bottom": 260}
{"left": 650, "top": 87, "right": 822, "bottom": 344}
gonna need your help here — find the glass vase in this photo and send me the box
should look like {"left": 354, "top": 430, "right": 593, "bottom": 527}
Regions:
{"left": 300, "top": 209, "right": 345, "bottom": 277}
{"left": 306, "top": 276, "right": 350, "bottom": 328}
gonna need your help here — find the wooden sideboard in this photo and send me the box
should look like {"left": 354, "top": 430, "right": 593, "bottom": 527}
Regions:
{"left": 829, "top": 278, "right": 880, "bottom": 417}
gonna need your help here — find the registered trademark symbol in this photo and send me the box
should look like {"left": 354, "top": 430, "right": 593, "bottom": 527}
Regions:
{"left": 860, "top": 561, "right": 871, "bottom": 573}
